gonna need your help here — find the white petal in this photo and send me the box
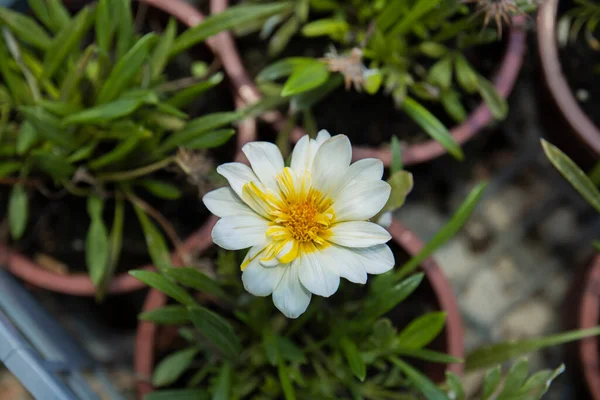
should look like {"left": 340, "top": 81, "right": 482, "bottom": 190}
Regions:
{"left": 351, "top": 244, "right": 395, "bottom": 274}
{"left": 325, "top": 245, "right": 367, "bottom": 284}
{"left": 211, "top": 215, "right": 268, "bottom": 250}
{"left": 315, "top": 129, "right": 331, "bottom": 144}
{"left": 290, "top": 135, "right": 311, "bottom": 173}
{"left": 242, "top": 259, "right": 285, "bottom": 296}
{"left": 345, "top": 158, "right": 384, "bottom": 182}
{"left": 242, "top": 141, "right": 284, "bottom": 191}
{"left": 376, "top": 211, "right": 393, "bottom": 228}
{"left": 334, "top": 180, "right": 391, "bottom": 221}
{"left": 311, "top": 135, "right": 352, "bottom": 195}
{"left": 329, "top": 221, "right": 391, "bottom": 248}
{"left": 272, "top": 262, "right": 311, "bottom": 318}
{"left": 217, "top": 162, "right": 259, "bottom": 198}
{"left": 202, "top": 187, "right": 253, "bottom": 218}
{"left": 298, "top": 250, "right": 340, "bottom": 297}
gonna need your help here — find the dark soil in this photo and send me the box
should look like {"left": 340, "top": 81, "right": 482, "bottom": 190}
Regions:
{"left": 557, "top": 1, "right": 600, "bottom": 129}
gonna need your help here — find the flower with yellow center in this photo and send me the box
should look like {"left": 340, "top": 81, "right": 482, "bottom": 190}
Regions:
{"left": 203, "top": 130, "right": 394, "bottom": 318}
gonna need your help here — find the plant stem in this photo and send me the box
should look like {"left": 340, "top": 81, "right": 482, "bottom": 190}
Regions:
{"left": 96, "top": 156, "right": 175, "bottom": 182}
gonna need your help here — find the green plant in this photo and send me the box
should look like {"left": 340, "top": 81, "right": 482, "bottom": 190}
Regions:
{"left": 558, "top": 0, "right": 600, "bottom": 51}
{"left": 0, "top": 0, "right": 286, "bottom": 297}
{"left": 237, "top": 0, "right": 535, "bottom": 160}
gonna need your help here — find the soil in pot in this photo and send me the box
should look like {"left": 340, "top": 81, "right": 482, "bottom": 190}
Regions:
{"left": 236, "top": 27, "right": 505, "bottom": 149}
{"left": 145, "top": 241, "right": 454, "bottom": 396}
{"left": 0, "top": 3, "right": 236, "bottom": 279}
{"left": 556, "top": 0, "right": 600, "bottom": 130}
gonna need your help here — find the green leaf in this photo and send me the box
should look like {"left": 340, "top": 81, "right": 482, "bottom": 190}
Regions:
{"left": 166, "top": 73, "right": 224, "bottom": 108}
{"left": 397, "top": 312, "right": 446, "bottom": 349}
{"left": 31, "top": 152, "right": 75, "bottom": 181}
{"left": 46, "top": 0, "right": 71, "bottom": 31}
{"left": 39, "top": 100, "right": 81, "bottom": 117}
{"left": 164, "top": 268, "right": 231, "bottom": 302}
{"left": 268, "top": 16, "right": 300, "bottom": 57}
{"left": 129, "top": 270, "right": 196, "bottom": 306}
{"left": 477, "top": 75, "right": 508, "bottom": 120}
{"left": 277, "top": 357, "right": 296, "bottom": 400}
{"left": 0, "top": 40, "right": 32, "bottom": 105}
{"left": 98, "top": 195, "right": 125, "bottom": 300}
{"left": 395, "top": 183, "right": 486, "bottom": 281}
{"left": 542, "top": 139, "right": 600, "bottom": 213}
{"left": 301, "top": 18, "right": 349, "bottom": 37}
{"left": 500, "top": 359, "right": 529, "bottom": 397}
{"left": 133, "top": 205, "right": 173, "bottom": 271}
{"left": 466, "top": 326, "right": 600, "bottom": 371}
{"left": 455, "top": 55, "right": 478, "bottom": 93}
{"left": 390, "top": 357, "right": 449, "bottom": 400}
{"left": 185, "top": 129, "right": 236, "bottom": 150}
{"left": 8, "top": 184, "right": 28, "bottom": 240}
{"left": 428, "top": 57, "right": 453, "bottom": 89}
{"left": 88, "top": 134, "right": 144, "bottom": 170}
{"left": 96, "top": 0, "right": 116, "bottom": 55}
{"left": 43, "top": 6, "right": 94, "bottom": 80}
{"left": 365, "top": 273, "right": 424, "bottom": 321}
{"left": 340, "top": 337, "right": 366, "bottom": 381}
{"left": 257, "top": 58, "right": 315, "bottom": 82}
{"left": 281, "top": 62, "right": 329, "bottom": 97}
{"left": 157, "top": 112, "right": 240, "bottom": 153}
{"left": 146, "top": 389, "right": 209, "bottom": 400}
{"left": 170, "top": 3, "right": 293, "bottom": 56}
{"left": 445, "top": 372, "right": 465, "bottom": 400}
{"left": 16, "top": 121, "right": 38, "bottom": 155}
{"left": 402, "top": 97, "right": 463, "bottom": 161}
{"left": 97, "top": 33, "right": 158, "bottom": 104}
{"left": 212, "top": 362, "right": 232, "bottom": 400}
{"left": 151, "top": 18, "right": 177, "bottom": 80}
{"left": 420, "top": 42, "right": 448, "bottom": 57}
{"left": 0, "top": 8, "right": 51, "bottom": 50}
{"left": 389, "top": 0, "right": 440, "bottom": 36}
{"left": 482, "top": 365, "right": 502, "bottom": 400}
{"left": 397, "top": 348, "right": 462, "bottom": 364}
{"left": 189, "top": 306, "right": 242, "bottom": 360}
{"left": 138, "top": 180, "right": 182, "bottom": 200}
{"left": 441, "top": 90, "right": 467, "bottom": 123}
{"left": 28, "top": 0, "right": 53, "bottom": 31}
{"left": 153, "top": 347, "right": 199, "bottom": 387}
{"left": 115, "top": 0, "right": 134, "bottom": 60}
{"left": 364, "top": 68, "right": 383, "bottom": 94}
{"left": 19, "top": 106, "right": 75, "bottom": 149}
{"left": 63, "top": 96, "right": 155, "bottom": 126}
{"left": 140, "top": 305, "right": 190, "bottom": 325}
{"left": 383, "top": 170, "right": 413, "bottom": 213}
{"left": 390, "top": 136, "right": 403, "bottom": 174}
{"left": 290, "top": 74, "right": 343, "bottom": 112}
{"left": 517, "top": 364, "right": 564, "bottom": 400}
{"left": 86, "top": 196, "right": 110, "bottom": 287}
{"left": 0, "top": 162, "right": 21, "bottom": 178}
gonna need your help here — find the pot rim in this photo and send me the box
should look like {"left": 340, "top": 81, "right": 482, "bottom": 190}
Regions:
{"left": 134, "top": 216, "right": 465, "bottom": 398}
{"left": 209, "top": 0, "right": 526, "bottom": 166}
{"left": 537, "top": 0, "right": 600, "bottom": 156}
{"left": 0, "top": 0, "right": 249, "bottom": 296}
{"left": 579, "top": 255, "right": 600, "bottom": 399}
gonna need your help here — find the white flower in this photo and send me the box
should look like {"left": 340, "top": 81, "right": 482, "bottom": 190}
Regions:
{"left": 203, "top": 130, "right": 395, "bottom": 318}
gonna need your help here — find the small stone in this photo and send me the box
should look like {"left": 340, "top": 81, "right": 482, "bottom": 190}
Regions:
{"left": 576, "top": 89, "right": 589, "bottom": 102}
{"left": 499, "top": 299, "right": 555, "bottom": 340}
{"left": 460, "top": 269, "right": 511, "bottom": 325}
{"left": 481, "top": 187, "right": 525, "bottom": 231}
{"left": 537, "top": 207, "right": 578, "bottom": 245}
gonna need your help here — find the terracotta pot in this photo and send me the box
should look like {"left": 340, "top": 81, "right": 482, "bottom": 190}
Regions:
{"left": 578, "top": 255, "right": 600, "bottom": 399}
{"left": 537, "top": 0, "right": 600, "bottom": 168}
{"left": 0, "top": 0, "right": 253, "bottom": 296}
{"left": 134, "top": 217, "right": 464, "bottom": 398}
{"left": 209, "top": 0, "right": 526, "bottom": 166}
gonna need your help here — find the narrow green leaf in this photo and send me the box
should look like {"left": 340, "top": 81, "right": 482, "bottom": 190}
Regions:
{"left": 170, "top": 3, "right": 293, "bottom": 56}
{"left": 97, "top": 33, "right": 158, "bottom": 104}
{"left": 67, "top": 142, "right": 97, "bottom": 163}
{"left": 96, "top": 0, "right": 115, "bottom": 54}
{"left": 129, "top": 270, "right": 196, "bottom": 306}
{"left": 19, "top": 106, "right": 75, "bottom": 149}
{"left": 31, "top": 151, "right": 76, "bottom": 181}
{"left": 383, "top": 170, "right": 413, "bottom": 212}
{"left": 189, "top": 306, "right": 242, "bottom": 360}
{"left": 500, "top": 359, "right": 529, "bottom": 396}
{"left": 397, "top": 312, "right": 446, "bottom": 349}
{"left": 0, "top": 40, "right": 32, "bottom": 105}
{"left": 395, "top": 183, "right": 486, "bottom": 281}
{"left": 140, "top": 305, "right": 190, "bottom": 325}
{"left": 88, "top": 135, "right": 144, "bottom": 170}
{"left": 290, "top": 74, "right": 343, "bottom": 112}
{"left": 519, "top": 364, "right": 565, "bottom": 400}
{"left": 185, "top": 129, "right": 236, "bottom": 150}
{"left": 8, "top": 184, "right": 28, "bottom": 240}
{"left": 455, "top": 55, "right": 478, "bottom": 93}
{"left": 428, "top": 57, "right": 453, "bottom": 89}
{"left": 212, "top": 362, "right": 232, "bottom": 400}
{"left": 16, "top": 121, "right": 38, "bottom": 155}
{"left": 482, "top": 365, "right": 502, "bottom": 400}
{"left": 365, "top": 273, "right": 424, "bottom": 321}
{"left": 145, "top": 389, "right": 209, "bottom": 400}
{"left": 281, "top": 62, "right": 329, "bottom": 97}
{"left": 166, "top": 73, "right": 224, "bottom": 108}
{"left": 257, "top": 57, "right": 314, "bottom": 82}
{"left": 43, "top": 6, "right": 94, "bottom": 80}
{"left": 445, "top": 372, "right": 465, "bottom": 400}
{"left": 98, "top": 195, "right": 125, "bottom": 300}
{"left": 28, "top": 0, "right": 53, "bottom": 31}
{"left": 133, "top": 205, "right": 173, "bottom": 271}
{"left": 0, "top": 8, "right": 51, "bottom": 50}
{"left": 277, "top": 357, "right": 296, "bottom": 400}
{"left": 151, "top": 18, "right": 177, "bottom": 80}
{"left": 402, "top": 97, "right": 463, "bottom": 160}
{"left": 115, "top": 0, "right": 134, "bottom": 60}
{"left": 301, "top": 18, "right": 349, "bottom": 37}
{"left": 46, "top": 0, "right": 72, "bottom": 31}
{"left": 389, "top": 0, "right": 440, "bottom": 35}
{"left": 63, "top": 97, "right": 150, "bottom": 125}
{"left": 390, "top": 136, "right": 403, "bottom": 174}
{"left": 153, "top": 347, "right": 199, "bottom": 387}
{"left": 477, "top": 76, "right": 508, "bottom": 120}
{"left": 466, "top": 326, "right": 600, "bottom": 371}
{"left": 164, "top": 268, "right": 230, "bottom": 302}
{"left": 441, "top": 90, "right": 467, "bottom": 123}
{"left": 86, "top": 196, "right": 110, "bottom": 287}
{"left": 138, "top": 180, "right": 182, "bottom": 200}
{"left": 364, "top": 68, "right": 383, "bottom": 94}
{"left": 397, "top": 348, "right": 462, "bottom": 364}
{"left": 268, "top": 16, "right": 300, "bottom": 57}
{"left": 390, "top": 357, "right": 449, "bottom": 400}
{"left": 340, "top": 337, "right": 366, "bottom": 381}
{"left": 542, "top": 139, "right": 600, "bottom": 213}
{"left": 39, "top": 100, "right": 81, "bottom": 117}
{"left": 420, "top": 42, "right": 448, "bottom": 57}
{"left": 0, "top": 162, "right": 21, "bottom": 178}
